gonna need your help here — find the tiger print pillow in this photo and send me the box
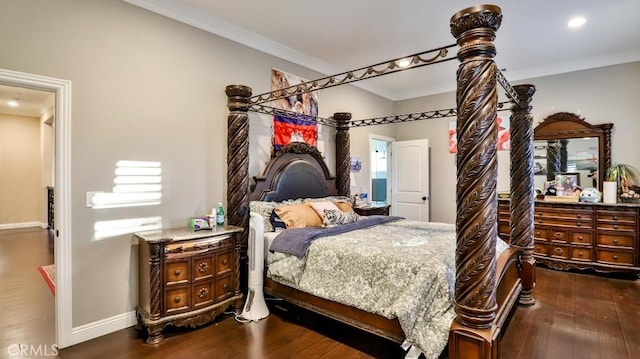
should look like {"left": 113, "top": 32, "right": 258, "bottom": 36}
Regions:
{"left": 322, "top": 209, "right": 363, "bottom": 227}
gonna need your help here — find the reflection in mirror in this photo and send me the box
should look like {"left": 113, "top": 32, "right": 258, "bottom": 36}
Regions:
{"left": 533, "top": 112, "right": 613, "bottom": 192}
{"left": 533, "top": 138, "right": 599, "bottom": 192}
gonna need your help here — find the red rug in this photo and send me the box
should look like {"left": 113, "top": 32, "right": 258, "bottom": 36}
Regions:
{"left": 38, "top": 264, "right": 55, "bottom": 295}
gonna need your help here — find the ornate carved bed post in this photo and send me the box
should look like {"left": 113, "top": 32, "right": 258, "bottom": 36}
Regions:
{"left": 334, "top": 112, "right": 352, "bottom": 197}
{"left": 449, "top": 4, "right": 502, "bottom": 358}
{"left": 226, "top": 84, "right": 252, "bottom": 292}
{"left": 509, "top": 84, "right": 537, "bottom": 305}
{"left": 559, "top": 139, "right": 568, "bottom": 172}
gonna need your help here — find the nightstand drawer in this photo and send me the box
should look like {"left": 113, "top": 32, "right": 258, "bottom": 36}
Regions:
{"left": 193, "top": 281, "right": 214, "bottom": 309}
{"left": 215, "top": 275, "right": 233, "bottom": 302}
{"left": 216, "top": 251, "right": 232, "bottom": 275}
{"left": 193, "top": 256, "right": 213, "bottom": 281}
{"left": 165, "top": 261, "right": 189, "bottom": 285}
{"left": 165, "top": 287, "right": 190, "bottom": 314}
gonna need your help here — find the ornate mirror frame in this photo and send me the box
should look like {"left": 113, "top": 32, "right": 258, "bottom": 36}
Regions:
{"left": 533, "top": 112, "right": 613, "bottom": 190}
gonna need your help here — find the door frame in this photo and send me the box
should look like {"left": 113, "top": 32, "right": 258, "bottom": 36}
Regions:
{"left": 369, "top": 134, "right": 394, "bottom": 205}
{"left": 0, "top": 68, "right": 73, "bottom": 348}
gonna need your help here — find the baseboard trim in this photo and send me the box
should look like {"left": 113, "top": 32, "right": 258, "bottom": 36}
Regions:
{"left": 71, "top": 311, "right": 137, "bottom": 346}
{"left": 0, "top": 222, "right": 45, "bottom": 231}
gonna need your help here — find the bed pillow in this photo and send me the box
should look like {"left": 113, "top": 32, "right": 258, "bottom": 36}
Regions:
{"left": 322, "top": 209, "right": 363, "bottom": 227}
{"left": 309, "top": 201, "right": 341, "bottom": 218}
{"left": 333, "top": 201, "right": 354, "bottom": 212}
{"left": 269, "top": 209, "right": 287, "bottom": 231}
{"left": 249, "top": 199, "right": 304, "bottom": 232}
{"left": 274, "top": 203, "right": 323, "bottom": 228}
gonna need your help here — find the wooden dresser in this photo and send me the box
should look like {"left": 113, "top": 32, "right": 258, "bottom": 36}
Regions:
{"left": 136, "top": 226, "right": 244, "bottom": 344}
{"left": 498, "top": 199, "right": 640, "bottom": 274}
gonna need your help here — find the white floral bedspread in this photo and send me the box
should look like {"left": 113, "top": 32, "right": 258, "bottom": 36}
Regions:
{"left": 267, "top": 220, "right": 509, "bottom": 358}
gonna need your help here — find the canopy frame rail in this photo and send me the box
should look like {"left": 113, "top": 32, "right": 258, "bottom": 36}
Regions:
{"left": 249, "top": 104, "right": 336, "bottom": 127}
{"left": 349, "top": 101, "right": 512, "bottom": 127}
{"left": 249, "top": 44, "right": 458, "bottom": 106}
{"left": 497, "top": 70, "right": 522, "bottom": 104}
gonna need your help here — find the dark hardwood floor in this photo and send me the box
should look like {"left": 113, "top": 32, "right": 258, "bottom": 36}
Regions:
{"left": 0, "top": 227, "right": 55, "bottom": 354}
{"left": 2, "top": 228, "right": 639, "bottom": 358}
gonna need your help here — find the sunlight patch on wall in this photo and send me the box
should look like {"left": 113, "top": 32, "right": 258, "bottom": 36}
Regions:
{"left": 94, "top": 216, "right": 162, "bottom": 241}
{"left": 87, "top": 160, "right": 162, "bottom": 209}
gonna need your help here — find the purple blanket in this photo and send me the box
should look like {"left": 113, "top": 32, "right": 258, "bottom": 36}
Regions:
{"left": 269, "top": 215, "right": 403, "bottom": 257}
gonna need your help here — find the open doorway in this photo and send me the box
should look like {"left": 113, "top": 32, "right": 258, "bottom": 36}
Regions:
{"left": 369, "top": 135, "right": 394, "bottom": 205}
{"left": 0, "top": 68, "right": 73, "bottom": 348}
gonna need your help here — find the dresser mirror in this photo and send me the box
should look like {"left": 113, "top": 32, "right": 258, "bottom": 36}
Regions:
{"left": 533, "top": 112, "right": 613, "bottom": 192}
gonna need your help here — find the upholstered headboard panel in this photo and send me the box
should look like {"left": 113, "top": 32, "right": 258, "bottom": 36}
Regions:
{"left": 249, "top": 143, "right": 338, "bottom": 202}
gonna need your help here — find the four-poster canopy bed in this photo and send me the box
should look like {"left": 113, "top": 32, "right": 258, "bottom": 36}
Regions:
{"left": 225, "top": 4, "right": 537, "bottom": 358}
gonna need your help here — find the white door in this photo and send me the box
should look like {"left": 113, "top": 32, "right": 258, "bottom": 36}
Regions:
{"left": 391, "top": 139, "right": 430, "bottom": 221}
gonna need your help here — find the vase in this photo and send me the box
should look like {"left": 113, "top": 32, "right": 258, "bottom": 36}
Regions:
{"left": 602, "top": 181, "right": 617, "bottom": 204}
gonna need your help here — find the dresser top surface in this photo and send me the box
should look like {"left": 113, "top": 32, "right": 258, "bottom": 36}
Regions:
{"left": 135, "top": 225, "right": 242, "bottom": 243}
{"left": 499, "top": 198, "right": 640, "bottom": 208}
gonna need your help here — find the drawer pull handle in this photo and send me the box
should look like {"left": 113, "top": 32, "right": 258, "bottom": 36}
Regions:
{"left": 538, "top": 219, "right": 543, "bottom": 223}
{"left": 578, "top": 251, "right": 583, "bottom": 256}
{"left": 614, "top": 224, "right": 619, "bottom": 229}
{"left": 613, "top": 215, "right": 618, "bottom": 220}
{"left": 198, "top": 288, "right": 208, "bottom": 298}
{"left": 576, "top": 214, "right": 582, "bottom": 218}
{"left": 613, "top": 239, "right": 619, "bottom": 244}
{"left": 576, "top": 221, "right": 582, "bottom": 227}
{"left": 174, "top": 296, "right": 181, "bottom": 303}
{"left": 613, "top": 255, "right": 619, "bottom": 260}
{"left": 198, "top": 262, "right": 209, "bottom": 272}
{"left": 536, "top": 231, "right": 541, "bottom": 236}
{"left": 222, "top": 259, "right": 228, "bottom": 265}
{"left": 555, "top": 233, "right": 563, "bottom": 239}
{"left": 578, "top": 236, "right": 583, "bottom": 241}
{"left": 222, "top": 283, "right": 229, "bottom": 291}
{"left": 174, "top": 269, "right": 181, "bottom": 276}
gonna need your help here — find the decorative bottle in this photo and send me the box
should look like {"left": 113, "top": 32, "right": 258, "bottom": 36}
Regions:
{"left": 216, "top": 202, "right": 225, "bottom": 226}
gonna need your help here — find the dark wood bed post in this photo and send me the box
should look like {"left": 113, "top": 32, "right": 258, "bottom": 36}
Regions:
{"left": 225, "top": 84, "right": 252, "bottom": 293}
{"left": 449, "top": 5, "right": 502, "bottom": 358}
{"left": 334, "top": 112, "right": 352, "bottom": 197}
{"left": 509, "top": 84, "right": 537, "bottom": 305}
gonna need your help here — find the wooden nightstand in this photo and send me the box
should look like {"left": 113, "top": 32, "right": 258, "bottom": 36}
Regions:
{"left": 135, "top": 225, "right": 244, "bottom": 344}
{"left": 354, "top": 204, "right": 391, "bottom": 216}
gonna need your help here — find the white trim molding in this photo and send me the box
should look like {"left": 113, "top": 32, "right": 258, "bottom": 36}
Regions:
{"left": 0, "top": 68, "right": 73, "bottom": 349}
{"left": 71, "top": 311, "right": 137, "bottom": 345}
{"left": 0, "top": 222, "right": 46, "bottom": 230}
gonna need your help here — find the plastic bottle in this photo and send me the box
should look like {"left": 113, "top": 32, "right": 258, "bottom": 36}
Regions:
{"left": 216, "top": 202, "right": 225, "bottom": 226}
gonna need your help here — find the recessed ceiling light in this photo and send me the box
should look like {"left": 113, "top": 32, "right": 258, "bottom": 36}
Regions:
{"left": 568, "top": 16, "right": 586, "bottom": 29}
{"left": 8, "top": 100, "right": 18, "bottom": 107}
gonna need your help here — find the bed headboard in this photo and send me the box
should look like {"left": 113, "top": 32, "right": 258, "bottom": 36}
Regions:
{"left": 249, "top": 142, "right": 339, "bottom": 202}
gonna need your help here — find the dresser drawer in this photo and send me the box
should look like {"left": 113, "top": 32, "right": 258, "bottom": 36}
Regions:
{"left": 596, "top": 222, "right": 636, "bottom": 232}
{"left": 536, "top": 216, "right": 593, "bottom": 229}
{"left": 165, "top": 287, "right": 190, "bottom": 314}
{"left": 596, "top": 233, "right": 635, "bottom": 248}
{"left": 534, "top": 241, "right": 549, "bottom": 256}
{"left": 535, "top": 207, "right": 592, "bottom": 220}
{"left": 570, "top": 231, "right": 593, "bottom": 245}
{"left": 549, "top": 243, "right": 569, "bottom": 259}
{"left": 596, "top": 211, "right": 637, "bottom": 224}
{"left": 569, "top": 247, "right": 593, "bottom": 261}
{"left": 165, "top": 261, "right": 189, "bottom": 285}
{"left": 215, "top": 275, "right": 233, "bottom": 302}
{"left": 498, "top": 222, "right": 510, "bottom": 239}
{"left": 216, "top": 251, "right": 233, "bottom": 275}
{"left": 193, "top": 281, "right": 215, "bottom": 309}
{"left": 596, "top": 249, "right": 635, "bottom": 266}
{"left": 192, "top": 255, "right": 214, "bottom": 281}
{"left": 534, "top": 227, "right": 549, "bottom": 241}
{"left": 549, "top": 228, "right": 569, "bottom": 243}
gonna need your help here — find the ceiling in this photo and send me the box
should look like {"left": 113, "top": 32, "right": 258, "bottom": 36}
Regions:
{"left": 125, "top": 0, "right": 640, "bottom": 101}
{"left": 3, "top": 1, "right": 639, "bottom": 117}
{"left": 0, "top": 84, "right": 54, "bottom": 118}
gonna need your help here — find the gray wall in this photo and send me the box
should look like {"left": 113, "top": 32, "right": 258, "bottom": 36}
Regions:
{"left": 0, "top": 0, "right": 393, "bottom": 328}
{"left": 395, "top": 61, "right": 640, "bottom": 223}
